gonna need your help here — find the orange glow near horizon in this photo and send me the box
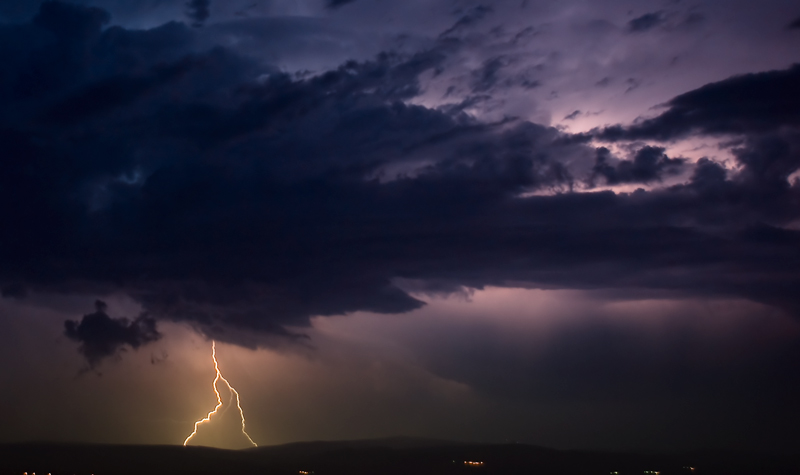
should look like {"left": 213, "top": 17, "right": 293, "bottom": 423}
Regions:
{"left": 183, "top": 341, "right": 257, "bottom": 447}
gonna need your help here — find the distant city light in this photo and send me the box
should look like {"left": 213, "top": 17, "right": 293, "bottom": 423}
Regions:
{"left": 464, "top": 460, "right": 485, "bottom": 466}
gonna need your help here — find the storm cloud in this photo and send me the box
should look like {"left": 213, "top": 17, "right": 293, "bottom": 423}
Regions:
{"left": 597, "top": 64, "right": 800, "bottom": 141}
{"left": 0, "top": 2, "right": 798, "bottom": 366}
{"left": 64, "top": 300, "right": 161, "bottom": 368}
{"left": 588, "top": 146, "right": 685, "bottom": 186}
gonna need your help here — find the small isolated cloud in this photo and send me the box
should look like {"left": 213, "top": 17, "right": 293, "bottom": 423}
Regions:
{"left": 64, "top": 300, "right": 161, "bottom": 368}
{"left": 595, "top": 77, "right": 612, "bottom": 87}
{"left": 185, "top": 0, "right": 210, "bottom": 27}
{"left": 564, "top": 110, "right": 581, "bottom": 120}
{"left": 788, "top": 17, "right": 800, "bottom": 30}
{"left": 624, "top": 77, "right": 641, "bottom": 93}
{"left": 627, "top": 11, "right": 665, "bottom": 32}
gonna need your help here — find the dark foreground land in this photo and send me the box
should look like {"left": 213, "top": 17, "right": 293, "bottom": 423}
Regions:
{"left": 2, "top": 439, "right": 800, "bottom": 475}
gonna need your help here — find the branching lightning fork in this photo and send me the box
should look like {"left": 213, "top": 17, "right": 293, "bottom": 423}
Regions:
{"left": 183, "top": 341, "right": 257, "bottom": 447}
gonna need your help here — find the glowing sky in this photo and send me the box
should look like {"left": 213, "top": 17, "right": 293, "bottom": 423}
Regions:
{"left": 0, "top": 0, "right": 799, "bottom": 451}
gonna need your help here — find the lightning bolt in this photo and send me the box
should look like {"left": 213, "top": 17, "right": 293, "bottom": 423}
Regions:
{"left": 183, "top": 341, "right": 258, "bottom": 447}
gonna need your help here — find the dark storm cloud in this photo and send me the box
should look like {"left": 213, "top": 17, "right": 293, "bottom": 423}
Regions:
{"left": 41, "top": 58, "right": 200, "bottom": 123}
{"left": 185, "top": 0, "right": 210, "bottom": 27}
{"left": 588, "top": 146, "right": 685, "bottom": 186}
{"left": 627, "top": 11, "right": 665, "bottom": 32}
{"left": 597, "top": 64, "right": 800, "bottom": 141}
{"left": 591, "top": 63, "right": 800, "bottom": 255}
{"left": 1, "top": 2, "right": 799, "bottom": 352}
{"left": 64, "top": 300, "right": 161, "bottom": 367}
{"left": 32, "top": 0, "right": 110, "bottom": 36}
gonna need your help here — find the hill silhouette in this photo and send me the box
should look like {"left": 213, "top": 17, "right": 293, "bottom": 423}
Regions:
{"left": 2, "top": 438, "right": 799, "bottom": 475}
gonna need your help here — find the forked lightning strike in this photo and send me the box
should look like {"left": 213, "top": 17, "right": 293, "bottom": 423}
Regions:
{"left": 183, "top": 341, "right": 257, "bottom": 447}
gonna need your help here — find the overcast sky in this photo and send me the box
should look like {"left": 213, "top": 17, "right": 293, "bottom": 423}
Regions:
{"left": 1, "top": 0, "right": 799, "bottom": 451}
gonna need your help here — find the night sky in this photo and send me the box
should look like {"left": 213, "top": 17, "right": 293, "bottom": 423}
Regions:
{"left": 1, "top": 0, "right": 799, "bottom": 452}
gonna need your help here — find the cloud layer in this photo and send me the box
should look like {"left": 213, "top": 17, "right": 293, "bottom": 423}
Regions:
{"left": 0, "top": 2, "right": 798, "bottom": 365}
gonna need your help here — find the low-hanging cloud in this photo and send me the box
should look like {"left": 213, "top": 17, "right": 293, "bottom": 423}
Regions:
{"left": 64, "top": 300, "right": 161, "bottom": 367}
